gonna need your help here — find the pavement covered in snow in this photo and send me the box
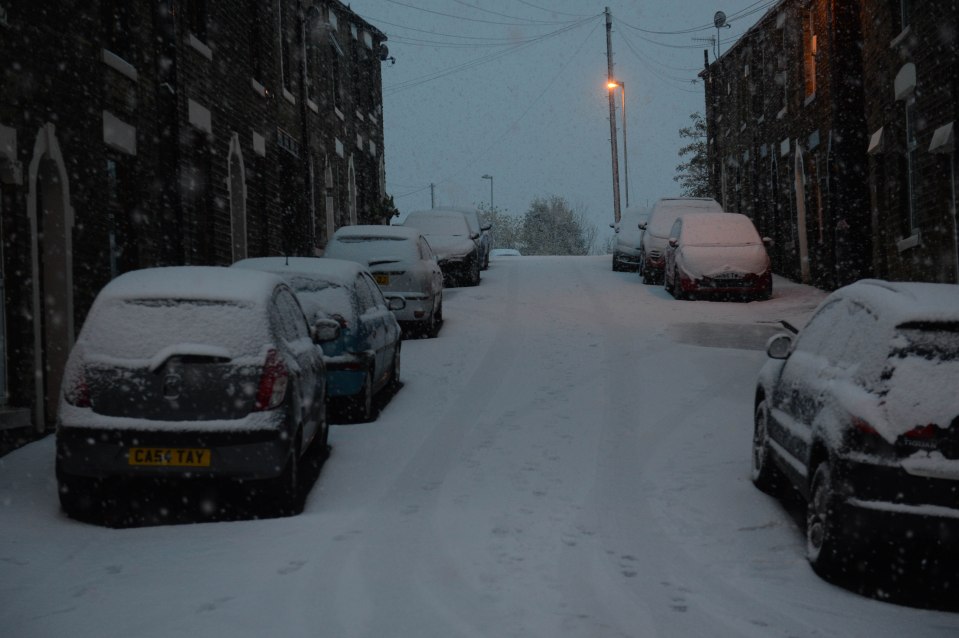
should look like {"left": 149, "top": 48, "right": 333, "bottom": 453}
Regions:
{"left": 2, "top": 255, "right": 958, "bottom": 637}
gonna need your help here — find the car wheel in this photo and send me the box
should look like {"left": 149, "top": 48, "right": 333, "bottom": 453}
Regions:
{"left": 389, "top": 343, "right": 402, "bottom": 391}
{"left": 664, "top": 267, "right": 673, "bottom": 294}
{"left": 806, "top": 462, "right": 845, "bottom": 575}
{"left": 612, "top": 255, "right": 623, "bottom": 272}
{"left": 670, "top": 267, "right": 685, "bottom": 299}
{"left": 751, "top": 400, "right": 785, "bottom": 495}
{"left": 426, "top": 305, "right": 441, "bottom": 338}
{"left": 349, "top": 369, "right": 375, "bottom": 422}
{"left": 471, "top": 257, "right": 482, "bottom": 286}
{"left": 57, "top": 471, "right": 104, "bottom": 521}
{"left": 265, "top": 434, "right": 302, "bottom": 517}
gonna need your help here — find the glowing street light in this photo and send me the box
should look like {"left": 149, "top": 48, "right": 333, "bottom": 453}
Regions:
{"left": 608, "top": 81, "right": 630, "bottom": 208}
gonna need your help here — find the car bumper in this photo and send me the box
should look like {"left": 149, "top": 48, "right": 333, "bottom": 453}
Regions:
{"left": 385, "top": 292, "right": 434, "bottom": 322}
{"left": 613, "top": 251, "right": 641, "bottom": 267}
{"left": 56, "top": 425, "right": 293, "bottom": 481}
{"left": 325, "top": 353, "right": 374, "bottom": 397}
{"left": 679, "top": 271, "right": 771, "bottom": 296}
{"left": 833, "top": 457, "right": 959, "bottom": 549}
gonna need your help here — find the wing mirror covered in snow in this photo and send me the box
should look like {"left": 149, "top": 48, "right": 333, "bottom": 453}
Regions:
{"left": 386, "top": 296, "right": 406, "bottom": 312}
{"left": 312, "top": 318, "right": 341, "bottom": 344}
{"left": 668, "top": 238, "right": 679, "bottom": 248}
{"left": 763, "top": 236, "right": 774, "bottom": 247}
{"left": 638, "top": 221, "right": 648, "bottom": 230}
{"left": 765, "top": 333, "right": 793, "bottom": 359}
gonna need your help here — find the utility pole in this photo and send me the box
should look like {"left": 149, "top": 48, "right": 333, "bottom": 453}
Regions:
{"left": 430, "top": 183, "right": 435, "bottom": 209}
{"left": 605, "top": 7, "right": 622, "bottom": 226}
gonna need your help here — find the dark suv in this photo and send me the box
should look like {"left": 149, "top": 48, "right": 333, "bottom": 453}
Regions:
{"left": 752, "top": 280, "right": 959, "bottom": 574}
{"left": 55, "top": 266, "right": 334, "bottom": 522}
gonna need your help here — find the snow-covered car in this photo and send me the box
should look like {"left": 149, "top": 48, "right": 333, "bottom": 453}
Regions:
{"left": 460, "top": 207, "right": 494, "bottom": 269}
{"left": 55, "top": 266, "right": 332, "bottom": 521}
{"left": 323, "top": 225, "right": 444, "bottom": 338}
{"left": 663, "top": 212, "right": 772, "bottom": 300}
{"left": 399, "top": 210, "right": 483, "bottom": 286}
{"left": 610, "top": 205, "right": 649, "bottom": 272}
{"left": 233, "top": 258, "right": 403, "bottom": 422}
{"left": 751, "top": 280, "right": 959, "bottom": 575}
{"left": 638, "top": 196, "right": 722, "bottom": 284}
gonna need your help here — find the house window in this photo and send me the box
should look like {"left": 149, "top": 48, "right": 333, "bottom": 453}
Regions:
{"left": 903, "top": 96, "right": 919, "bottom": 233}
{"left": 184, "top": 0, "right": 208, "bottom": 42}
{"left": 101, "top": 0, "right": 133, "bottom": 62}
{"left": 802, "top": 9, "right": 816, "bottom": 98}
{"left": 278, "top": 0, "right": 294, "bottom": 95}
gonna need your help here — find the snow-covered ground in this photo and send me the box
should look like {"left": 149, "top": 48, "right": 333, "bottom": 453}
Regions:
{"left": 2, "top": 255, "right": 957, "bottom": 637}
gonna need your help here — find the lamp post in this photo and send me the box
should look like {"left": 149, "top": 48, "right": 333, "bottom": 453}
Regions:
{"left": 481, "top": 174, "right": 493, "bottom": 209}
{"left": 608, "top": 81, "right": 630, "bottom": 208}
{"left": 299, "top": 3, "right": 323, "bottom": 254}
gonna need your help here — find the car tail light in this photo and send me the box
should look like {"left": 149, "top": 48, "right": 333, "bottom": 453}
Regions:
{"left": 254, "top": 349, "right": 289, "bottom": 411}
{"left": 64, "top": 370, "right": 91, "bottom": 407}
{"left": 851, "top": 416, "right": 879, "bottom": 436}
{"left": 904, "top": 423, "right": 938, "bottom": 439}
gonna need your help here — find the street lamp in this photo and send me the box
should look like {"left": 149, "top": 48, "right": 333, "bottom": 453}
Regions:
{"left": 607, "top": 81, "right": 630, "bottom": 208}
{"left": 481, "top": 174, "right": 493, "bottom": 209}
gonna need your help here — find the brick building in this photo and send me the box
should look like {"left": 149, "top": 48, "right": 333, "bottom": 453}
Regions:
{"left": 0, "top": 1, "right": 390, "bottom": 438}
{"left": 701, "top": 0, "right": 957, "bottom": 288}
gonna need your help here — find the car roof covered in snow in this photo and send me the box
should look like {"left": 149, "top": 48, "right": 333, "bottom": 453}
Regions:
{"left": 829, "top": 279, "right": 959, "bottom": 325}
{"left": 677, "top": 212, "right": 763, "bottom": 246}
{"left": 97, "top": 266, "right": 285, "bottom": 304}
{"left": 233, "top": 257, "right": 368, "bottom": 287}
{"left": 400, "top": 210, "right": 472, "bottom": 234}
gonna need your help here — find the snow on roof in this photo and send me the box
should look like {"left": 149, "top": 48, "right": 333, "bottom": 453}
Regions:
{"left": 333, "top": 225, "right": 422, "bottom": 241}
{"left": 98, "top": 266, "right": 284, "bottom": 304}
{"left": 233, "top": 257, "right": 367, "bottom": 287}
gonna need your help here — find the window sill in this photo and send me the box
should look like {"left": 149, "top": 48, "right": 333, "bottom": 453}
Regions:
{"left": 335, "top": 107, "right": 345, "bottom": 121}
{"left": 102, "top": 49, "right": 138, "bottom": 82}
{"left": 740, "top": 122, "right": 747, "bottom": 132}
{"left": 890, "top": 26, "right": 911, "bottom": 49}
{"left": 282, "top": 88, "right": 296, "bottom": 105}
{"left": 308, "top": 99, "right": 319, "bottom": 113}
{"left": 757, "top": 115, "right": 765, "bottom": 124}
{"left": 804, "top": 92, "right": 816, "bottom": 107}
{"left": 251, "top": 78, "right": 268, "bottom": 98}
{"left": 896, "top": 232, "right": 920, "bottom": 252}
{"left": 776, "top": 106, "right": 787, "bottom": 120}
{"left": 187, "top": 33, "right": 213, "bottom": 61}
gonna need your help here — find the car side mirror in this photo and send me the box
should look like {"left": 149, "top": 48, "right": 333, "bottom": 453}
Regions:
{"left": 312, "top": 318, "right": 341, "bottom": 344}
{"left": 765, "top": 333, "right": 793, "bottom": 359}
{"left": 762, "top": 236, "right": 774, "bottom": 247}
{"left": 668, "top": 238, "right": 678, "bottom": 248}
{"left": 470, "top": 232, "right": 480, "bottom": 240}
{"left": 638, "top": 222, "right": 647, "bottom": 230}
{"left": 481, "top": 223, "right": 492, "bottom": 232}
{"left": 387, "top": 296, "right": 406, "bottom": 311}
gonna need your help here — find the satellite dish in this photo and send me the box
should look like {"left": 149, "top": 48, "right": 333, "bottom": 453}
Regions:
{"left": 714, "top": 11, "right": 727, "bottom": 28}
{"left": 379, "top": 44, "right": 390, "bottom": 61}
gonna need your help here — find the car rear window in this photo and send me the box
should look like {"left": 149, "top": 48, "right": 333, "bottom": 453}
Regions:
{"left": 81, "top": 298, "right": 266, "bottom": 360}
{"left": 682, "top": 217, "right": 762, "bottom": 247}
{"left": 890, "top": 322, "right": 959, "bottom": 362}
{"left": 327, "top": 237, "right": 418, "bottom": 263}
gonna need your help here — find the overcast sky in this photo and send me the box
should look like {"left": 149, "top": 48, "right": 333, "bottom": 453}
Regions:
{"left": 348, "top": 1, "right": 770, "bottom": 240}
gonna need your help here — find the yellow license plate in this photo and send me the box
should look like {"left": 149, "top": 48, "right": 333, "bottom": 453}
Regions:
{"left": 374, "top": 273, "right": 389, "bottom": 286}
{"left": 128, "top": 447, "right": 211, "bottom": 467}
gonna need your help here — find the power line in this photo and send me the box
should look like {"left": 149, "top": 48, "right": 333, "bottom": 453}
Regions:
{"left": 382, "top": 0, "right": 581, "bottom": 27}
{"left": 514, "top": 0, "right": 592, "bottom": 19}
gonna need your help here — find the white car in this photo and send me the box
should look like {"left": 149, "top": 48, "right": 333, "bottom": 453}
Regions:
{"left": 323, "top": 225, "right": 445, "bottom": 338}
{"left": 638, "top": 197, "right": 723, "bottom": 284}
{"left": 663, "top": 212, "right": 773, "bottom": 301}
{"left": 610, "top": 205, "right": 649, "bottom": 272}
{"left": 399, "top": 210, "right": 483, "bottom": 287}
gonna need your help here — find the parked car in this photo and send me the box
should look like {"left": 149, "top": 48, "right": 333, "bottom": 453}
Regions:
{"left": 638, "top": 196, "right": 722, "bottom": 284}
{"left": 233, "top": 258, "right": 403, "bottom": 422}
{"left": 459, "top": 207, "right": 494, "bottom": 269}
{"left": 663, "top": 212, "right": 772, "bottom": 300}
{"left": 323, "top": 225, "right": 444, "bottom": 338}
{"left": 611, "top": 205, "right": 649, "bottom": 272}
{"left": 399, "top": 209, "right": 483, "bottom": 286}
{"left": 56, "top": 266, "right": 332, "bottom": 521}
{"left": 751, "top": 280, "right": 959, "bottom": 575}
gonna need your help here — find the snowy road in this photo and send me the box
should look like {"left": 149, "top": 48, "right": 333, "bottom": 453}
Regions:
{"left": 2, "top": 255, "right": 958, "bottom": 637}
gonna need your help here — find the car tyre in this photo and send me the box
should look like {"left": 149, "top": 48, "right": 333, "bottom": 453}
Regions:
{"left": 806, "top": 462, "right": 845, "bottom": 576}
{"left": 264, "top": 435, "right": 302, "bottom": 518}
{"left": 389, "top": 343, "right": 402, "bottom": 391}
{"left": 751, "top": 400, "right": 785, "bottom": 495}
{"left": 469, "top": 256, "right": 482, "bottom": 286}
{"left": 669, "top": 267, "right": 685, "bottom": 299}
{"left": 612, "top": 255, "right": 624, "bottom": 272}
{"left": 348, "top": 369, "right": 375, "bottom": 423}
